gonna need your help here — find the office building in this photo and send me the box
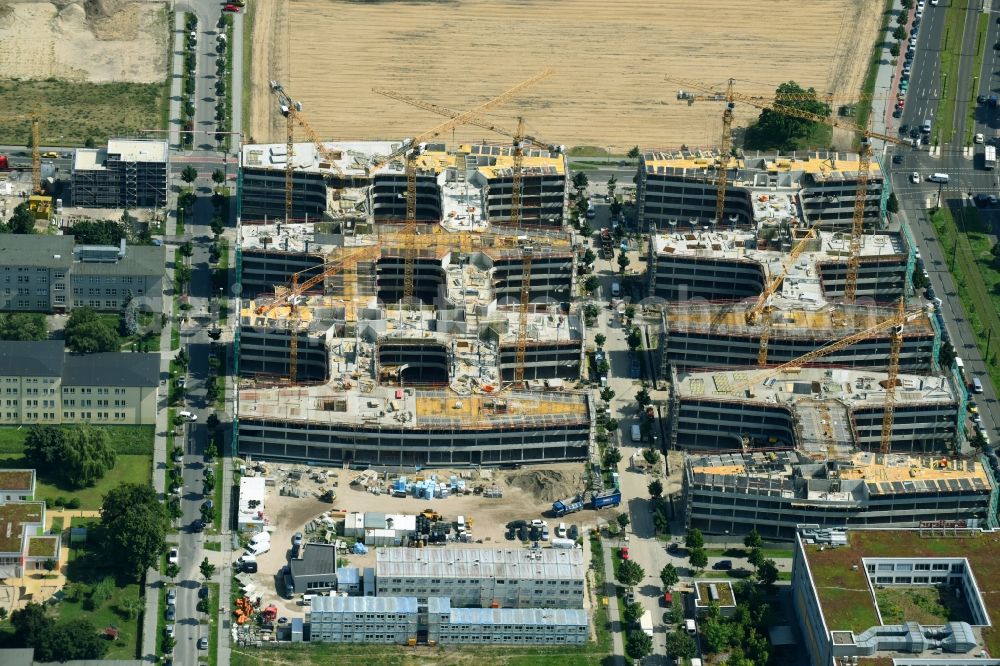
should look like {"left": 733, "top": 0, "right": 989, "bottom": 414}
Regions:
{"left": 0, "top": 341, "right": 158, "bottom": 425}
{"left": 793, "top": 527, "right": 1000, "bottom": 665}
{"left": 72, "top": 139, "right": 169, "bottom": 208}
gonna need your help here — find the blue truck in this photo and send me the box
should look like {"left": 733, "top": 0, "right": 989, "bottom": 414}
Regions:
{"left": 552, "top": 489, "right": 622, "bottom": 516}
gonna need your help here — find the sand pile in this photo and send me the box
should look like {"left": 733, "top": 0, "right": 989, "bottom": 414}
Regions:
{"left": 504, "top": 469, "right": 583, "bottom": 503}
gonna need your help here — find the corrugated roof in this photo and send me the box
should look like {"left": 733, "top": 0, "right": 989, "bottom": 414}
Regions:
{"left": 0, "top": 341, "right": 65, "bottom": 378}
{"left": 447, "top": 606, "right": 588, "bottom": 627}
{"left": 62, "top": 353, "right": 159, "bottom": 388}
{"left": 311, "top": 594, "right": 418, "bottom": 614}
{"left": 376, "top": 547, "right": 585, "bottom": 581}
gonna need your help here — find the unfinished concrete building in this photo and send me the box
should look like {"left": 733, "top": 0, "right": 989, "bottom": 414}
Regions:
{"left": 669, "top": 367, "right": 964, "bottom": 455}
{"left": 646, "top": 222, "right": 913, "bottom": 303}
{"left": 71, "top": 139, "right": 169, "bottom": 208}
{"left": 636, "top": 149, "right": 884, "bottom": 232}
{"left": 239, "top": 141, "right": 568, "bottom": 227}
{"left": 236, "top": 226, "right": 591, "bottom": 468}
{"left": 683, "top": 450, "right": 995, "bottom": 541}
{"left": 656, "top": 302, "right": 940, "bottom": 372}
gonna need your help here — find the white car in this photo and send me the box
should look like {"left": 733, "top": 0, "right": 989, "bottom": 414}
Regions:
{"left": 975, "top": 133, "right": 985, "bottom": 144}
{"left": 911, "top": 172, "right": 920, "bottom": 184}
{"left": 179, "top": 410, "right": 197, "bottom": 422}
{"left": 168, "top": 547, "right": 179, "bottom": 565}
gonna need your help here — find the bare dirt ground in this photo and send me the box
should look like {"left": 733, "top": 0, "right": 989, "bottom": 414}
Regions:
{"left": 237, "top": 461, "right": 610, "bottom": 619}
{"left": 249, "top": 0, "right": 882, "bottom": 151}
{"left": 0, "top": 0, "right": 166, "bottom": 83}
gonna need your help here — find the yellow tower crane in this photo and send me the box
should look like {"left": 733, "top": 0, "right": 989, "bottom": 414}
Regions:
{"left": 256, "top": 246, "right": 382, "bottom": 383}
{"left": 665, "top": 76, "right": 905, "bottom": 302}
{"left": 369, "top": 70, "right": 553, "bottom": 310}
{"left": 722, "top": 300, "right": 921, "bottom": 454}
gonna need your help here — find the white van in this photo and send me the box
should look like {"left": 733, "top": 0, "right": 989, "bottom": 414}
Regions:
{"left": 179, "top": 410, "right": 197, "bottom": 422}
{"left": 630, "top": 424, "right": 642, "bottom": 443}
{"left": 245, "top": 541, "right": 271, "bottom": 556}
{"left": 556, "top": 522, "right": 567, "bottom": 538}
{"left": 249, "top": 531, "right": 270, "bottom": 545}
{"left": 300, "top": 594, "right": 316, "bottom": 606}
{"left": 972, "top": 376, "right": 984, "bottom": 393}
{"left": 928, "top": 173, "right": 950, "bottom": 183}
{"left": 955, "top": 357, "right": 965, "bottom": 374}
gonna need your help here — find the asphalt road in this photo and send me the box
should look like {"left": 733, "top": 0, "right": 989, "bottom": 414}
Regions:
{"left": 888, "top": 1, "right": 1000, "bottom": 447}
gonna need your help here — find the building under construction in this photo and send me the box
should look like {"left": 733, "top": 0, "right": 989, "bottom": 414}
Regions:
{"left": 235, "top": 226, "right": 592, "bottom": 467}
{"left": 646, "top": 222, "right": 912, "bottom": 303}
{"left": 682, "top": 449, "right": 996, "bottom": 540}
{"left": 669, "top": 367, "right": 964, "bottom": 454}
{"left": 636, "top": 149, "right": 884, "bottom": 232}
{"left": 239, "top": 141, "right": 568, "bottom": 227}
{"left": 71, "top": 139, "right": 169, "bottom": 209}
{"left": 656, "top": 302, "right": 940, "bottom": 372}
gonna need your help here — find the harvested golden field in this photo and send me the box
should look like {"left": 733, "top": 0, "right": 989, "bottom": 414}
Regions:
{"left": 249, "top": 0, "right": 882, "bottom": 151}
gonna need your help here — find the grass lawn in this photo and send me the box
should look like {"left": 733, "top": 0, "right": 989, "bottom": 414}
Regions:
{"left": 204, "top": 540, "right": 221, "bottom": 552}
{"left": 207, "top": 582, "right": 220, "bottom": 666}
{"left": 211, "top": 460, "right": 224, "bottom": 532}
{"left": 703, "top": 546, "right": 794, "bottom": 559}
{"left": 59, "top": 519, "right": 143, "bottom": 659}
{"left": 0, "top": 426, "right": 153, "bottom": 509}
{"left": 875, "top": 586, "right": 972, "bottom": 625}
{"left": 934, "top": 0, "right": 971, "bottom": 146}
{"left": 964, "top": 11, "right": 989, "bottom": 145}
{"left": 928, "top": 205, "right": 1000, "bottom": 391}
{"left": 0, "top": 80, "right": 166, "bottom": 146}
{"left": 241, "top": 1, "right": 255, "bottom": 136}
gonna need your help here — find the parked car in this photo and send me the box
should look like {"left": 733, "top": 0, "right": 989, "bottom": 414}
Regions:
{"left": 168, "top": 548, "right": 178, "bottom": 565}
{"left": 620, "top": 547, "right": 630, "bottom": 561}
{"left": 199, "top": 585, "right": 209, "bottom": 599}
{"left": 165, "top": 606, "right": 175, "bottom": 621}
{"left": 892, "top": 154, "right": 903, "bottom": 165}
{"left": 292, "top": 532, "right": 303, "bottom": 547}
{"left": 712, "top": 560, "right": 733, "bottom": 571}
{"left": 198, "top": 636, "right": 209, "bottom": 650}
{"left": 166, "top": 588, "right": 177, "bottom": 606}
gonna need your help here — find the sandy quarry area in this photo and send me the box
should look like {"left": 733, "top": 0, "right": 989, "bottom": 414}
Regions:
{"left": 236, "top": 461, "right": 614, "bottom": 618}
{"left": 0, "top": 0, "right": 167, "bottom": 83}
{"left": 248, "top": 0, "right": 882, "bottom": 151}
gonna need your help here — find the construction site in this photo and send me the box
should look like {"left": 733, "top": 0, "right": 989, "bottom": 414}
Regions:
{"left": 683, "top": 450, "right": 996, "bottom": 541}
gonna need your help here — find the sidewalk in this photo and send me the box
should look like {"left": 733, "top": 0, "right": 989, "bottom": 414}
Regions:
{"left": 168, "top": 12, "right": 184, "bottom": 150}
{"left": 601, "top": 543, "right": 627, "bottom": 664}
{"left": 876, "top": 0, "right": 906, "bottom": 137}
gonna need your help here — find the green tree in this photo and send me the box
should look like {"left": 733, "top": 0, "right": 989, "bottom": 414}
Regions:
{"left": 636, "top": 387, "right": 652, "bottom": 408}
{"left": 572, "top": 171, "right": 589, "bottom": 192}
{"left": 623, "top": 601, "right": 644, "bottom": 626}
{"left": 594, "top": 333, "right": 607, "bottom": 348}
{"left": 7, "top": 202, "right": 36, "bottom": 234}
{"left": 643, "top": 447, "right": 661, "bottom": 466}
{"left": 211, "top": 215, "right": 225, "bottom": 237}
{"left": 179, "top": 240, "right": 194, "bottom": 257}
{"left": 24, "top": 425, "right": 64, "bottom": 469}
{"left": 583, "top": 303, "right": 599, "bottom": 321}
{"left": 607, "top": 174, "right": 618, "bottom": 199}
{"left": 100, "top": 483, "right": 167, "bottom": 580}
{"left": 627, "top": 327, "right": 643, "bottom": 350}
{"left": 200, "top": 556, "right": 216, "bottom": 580}
{"left": 178, "top": 190, "right": 197, "bottom": 209}
{"left": 702, "top": 613, "right": 731, "bottom": 652}
{"left": 617, "top": 512, "right": 631, "bottom": 530}
{"left": 69, "top": 219, "right": 126, "bottom": 246}
{"left": 911, "top": 269, "right": 929, "bottom": 290}
{"left": 938, "top": 340, "right": 957, "bottom": 369}
{"left": 743, "top": 528, "right": 763, "bottom": 550}
{"left": 744, "top": 81, "right": 832, "bottom": 151}
{"left": 892, "top": 24, "right": 906, "bottom": 41}
{"left": 10, "top": 602, "right": 53, "bottom": 648}
{"left": 627, "top": 145, "right": 641, "bottom": 160}
{"left": 648, "top": 478, "right": 663, "bottom": 499}
{"left": 84, "top": 137, "right": 96, "bottom": 149}
{"left": 889, "top": 42, "right": 900, "bottom": 58}
{"left": 582, "top": 248, "right": 596, "bottom": 266}
{"left": 600, "top": 387, "right": 616, "bottom": 403}
{"left": 626, "top": 629, "right": 653, "bottom": 660}
{"left": 886, "top": 191, "right": 899, "bottom": 214}
{"left": 175, "top": 263, "right": 193, "bottom": 289}
{"left": 685, "top": 527, "right": 705, "bottom": 550}
{"left": 64, "top": 307, "right": 120, "bottom": 353}
{"left": 747, "top": 546, "right": 765, "bottom": 569}
{"left": 603, "top": 447, "right": 622, "bottom": 467}
{"left": 665, "top": 628, "right": 698, "bottom": 658}
{"left": 688, "top": 547, "right": 708, "bottom": 571}
{"left": 660, "top": 563, "right": 679, "bottom": 589}
{"left": 617, "top": 251, "right": 631, "bottom": 274}
{"left": 58, "top": 425, "right": 117, "bottom": 488}
{"left": 757, "top": 558, "right": 780, "bottom": 586}
{"left": 212, "top": 168, "right": 226, "bottom": 184}
{"left": 181, "top": 165, "right": 198, "bottom": 184}
{"left": 583, "top": 274, "right": 600, "bottom": 295}
{"left": 617, "top": 559, "right": 644, "bottom": 587}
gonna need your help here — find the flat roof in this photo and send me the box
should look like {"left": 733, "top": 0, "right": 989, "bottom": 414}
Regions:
{"left": 238, "top": 385, "right": 589, "bottom": 430}
{"left": 376, "top": 547, "right": 584, "bottom": 581}
{"left": 238, "top": 476, "right": 266, "bottom": 524}
{"left": 74, "top": 139, "right": 169, "bottom": 171}
{"left": 311, "top": 594, "right": 418, "bottom": 614}
{"left": 674, "top": 367, "right": 956, "bottom": 407}
{"left": 0, "top": 501, "right": 43, "bottom": 555}
{"left": 801, "top": 529, "right": 1000, "bottom": 655}
{"left": 666, "top": 302, "right": 935, "bottom": 339}
{"left": 0, "top": 470, "right": 34, "bottom": 494}
{"left": 241, "top": 140, "right": 402, "bottom": 176}
{"left": 642, "top": 149, "right": 883, "bottom": 179}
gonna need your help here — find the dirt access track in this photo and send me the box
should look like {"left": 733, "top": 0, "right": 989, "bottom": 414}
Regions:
{"left": 0, "top": 0, "right": 167, "bottom": 83}
{"left": 249, "top": 0, "right": 882, "bottom": 151}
